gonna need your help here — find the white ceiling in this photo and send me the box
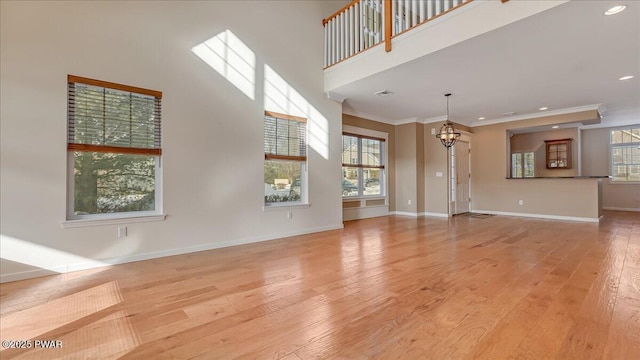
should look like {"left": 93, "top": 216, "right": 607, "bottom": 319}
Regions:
{"left": 333, "top": 0, "right": 640, "bottom": 128}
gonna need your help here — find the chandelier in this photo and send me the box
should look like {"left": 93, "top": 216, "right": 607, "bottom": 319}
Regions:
{"left": 435, "top": 93, "right": 461, "bottom": 148}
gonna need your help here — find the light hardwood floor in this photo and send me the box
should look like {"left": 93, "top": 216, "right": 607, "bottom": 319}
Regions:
{"left": 1, "top": 211, "right": 639, "bottom": 359}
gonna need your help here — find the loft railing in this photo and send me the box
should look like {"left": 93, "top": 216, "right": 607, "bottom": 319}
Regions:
{"left": 323, "top": 0, "right": 476, "bottom": 68}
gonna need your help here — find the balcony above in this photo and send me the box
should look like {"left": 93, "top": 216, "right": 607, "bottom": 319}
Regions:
{"left": 322, "top": 0, "right": 639, "bottom": 130}
{"left": 324, "top": 0, "right": 568, "bottom": 92}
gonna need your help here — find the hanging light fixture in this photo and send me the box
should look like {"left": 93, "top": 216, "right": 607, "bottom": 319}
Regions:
{"left": 435, "top": 93, "right": 461, "bottom": 148}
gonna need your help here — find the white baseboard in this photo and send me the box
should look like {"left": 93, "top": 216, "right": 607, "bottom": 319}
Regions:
{"left": 419, "top": 212, "right": 449, "bottom": 218}
{"left": 0, "top": 224, "right": 344, "bottom": 283}
{"left": 391, "top": 211, "right": 449, "bottom": 218}
{"left": 471, "top": 210, "right": 600, "bottom": 223}
{"left": 603, "top": 207, "right": 640, "bottom": 212}
{"left": 391, "top": 211, "right": 419, "bottom": 217}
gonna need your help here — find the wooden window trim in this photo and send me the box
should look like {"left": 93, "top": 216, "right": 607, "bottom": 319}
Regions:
{"left": 264, "top": 111, "right": 306, "bottom": 123}
{"left": 68, "top": 143, "right": 161, "bottom": 156}
{"left": 68, "top": 75, "right": 162, "bottom": 99}
{"left": 341, "top": 163, "right": 385, "bottom": 169}
{"left": 265, "top": 154, "right": 306, "bottom": 162}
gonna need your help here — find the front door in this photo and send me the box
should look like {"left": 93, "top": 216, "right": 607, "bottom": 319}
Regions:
{"left": 455, "top": 140, "right": 470, "bottom": 214}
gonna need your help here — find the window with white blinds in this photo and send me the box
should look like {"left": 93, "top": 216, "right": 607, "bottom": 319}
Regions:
{"left": 67, "top": 75, "right": 162, "bottom": 155}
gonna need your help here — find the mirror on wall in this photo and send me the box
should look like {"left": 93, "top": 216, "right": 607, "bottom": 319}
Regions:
{"left": 507, "top": 125, "right": 580, "bottom": 178}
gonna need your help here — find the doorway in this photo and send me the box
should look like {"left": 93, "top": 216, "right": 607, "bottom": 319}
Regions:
{"left": 452, "top": 140, "right": 470, "bottom": 215}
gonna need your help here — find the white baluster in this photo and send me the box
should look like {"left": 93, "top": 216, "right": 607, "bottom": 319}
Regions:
{"left": 337, "top": 14, "right": 341, "bottom": 62}
{"left": 356, "top": 2, "right": 364, "bottom": 51}
{"left": 362, "top": 1, "right": 367, "bottom": 49}
{"left": 342, "top": 13, "right": 347, "bottom": 61}
{"left": 427, "top": 0, "right": 434, "bottom": 19}
{"left": 444, "top": 0, "right": 450, "bottom": 12}
{"left": 436, "top": 0, "right": 441, "bottom": 16}
{"left": 324, "top": 24, "right": 328, "bottom": 67}
{"left": 370, "top": 0, "right": 374, "bottom": 46}
{"left": 347, "top": 6, "right": 352, "bottom": 57}
{"left": 332, "top": 17, "right": 336, "bottom": 63}
{"left": 375, "top": 0, "right": 384, "bottom": 44}
{"left": 389, "top": 0, "right": 394, "bottom": 35}
{"left": 404, "top": 0, "right": 410, "bottom": 30}
{"left": 354, "top": 4, "right": 358, "bottom": 53}
{"left": 412, "top": 0, "right": 418, "bottom": 28}
{"left": 360, "top": 0, "right": 365, "bottom": 50}
{"left": 419, "top": 0, "right": 425, "bottom": 23}
{"left": 398, "top": 0, "right": 402, "bottom": 33}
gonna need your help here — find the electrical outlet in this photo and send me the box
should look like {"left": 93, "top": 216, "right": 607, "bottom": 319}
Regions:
{"left": 287, "top": 211, "right": 293, "bottom": 220}
{"left": 408, "top": 200, "right": 412, "bottom": 205}
{"left": 518, "top": 200, "right": 523, "bottom": 206}
{"left": 118, "top": 226, "right": 127, "bottom": 238}
{"left": 431, "top": 128, "right": 436, "bottom": 135}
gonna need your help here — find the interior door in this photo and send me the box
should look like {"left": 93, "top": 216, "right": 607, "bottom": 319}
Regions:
{"left": 455, "top": 141, "right": 470, "bottom": 214}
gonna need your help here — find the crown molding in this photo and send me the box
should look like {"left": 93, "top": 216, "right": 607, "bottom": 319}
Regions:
{"left": 326, "top": 91, "right": 347, "bottom": 103}
{"left": 395, "top": 117, "right": 419, "bottom": 125}
{"left": 470, "top": 104, "right": 603, "bottom": 127}
{"left": 420, "top": 115, "right": 447, "bottom": 124}
{"left": 580, "top": 118, "right": 640, "bottom": 130}
{"left": 342, "top": 108, "right": 396, "bottom": 125}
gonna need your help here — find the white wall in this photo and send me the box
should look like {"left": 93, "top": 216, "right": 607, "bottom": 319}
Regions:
{"left": 0, "top": 1, "right": 345, "bottom": 282}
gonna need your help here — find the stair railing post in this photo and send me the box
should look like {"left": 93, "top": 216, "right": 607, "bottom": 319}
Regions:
{"left": 384, "top": 0, "right": 392, "bottom": 52}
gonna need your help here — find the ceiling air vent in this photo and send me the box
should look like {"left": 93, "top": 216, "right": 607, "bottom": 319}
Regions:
{"left": 502, "top": 111, "right": 517, "bottom": 116}
{"left": 374, "top": 90, "right": 394, "bottom": 97}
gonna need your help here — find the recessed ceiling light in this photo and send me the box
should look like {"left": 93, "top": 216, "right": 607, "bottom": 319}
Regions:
{"left": 552, "top": 125, "right": 559, "bottom": 129}
{"left": 539, "top": 107, "right": 548, "bottom": 111}
{"left": 478, "top": 117, "right": 485, "bottom": 120}
{"left": 374, "top": 90, "right": 394, "bottom": 96}
{"left": 619, "top": 75, "right": 634, "bottom": 80}
{"left": 604, "top": 5, "right": 626, "bottom": 15}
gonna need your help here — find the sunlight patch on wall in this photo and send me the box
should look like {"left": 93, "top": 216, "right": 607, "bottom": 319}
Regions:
{"left": 264, "top": 65, "right": 329, "bottom": 159}
{"left": 0, "top": 234, "right": 108, "bottom": 274}
{"left": 192, "top": 29, "right": 256, "bottom": 100}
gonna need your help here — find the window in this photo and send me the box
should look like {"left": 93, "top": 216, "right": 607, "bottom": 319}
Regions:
{"left": 611, "top": 127, "right": 640, "bottom": 182}
{"left": 67, "top": 75, "right": 162, "bottom": 219}
{"left": 342, "top": 133, "right": 385, "bottom": 197}
{"left": 264, "top": 111, "right": 307, "bottom": 205}
{"left": 511, "top": 152, "right": 534, "bottom": 178}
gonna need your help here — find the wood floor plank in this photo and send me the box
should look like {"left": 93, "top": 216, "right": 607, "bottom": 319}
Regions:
{"left": 0, "top": 211, "right": 638, "bottom": 359}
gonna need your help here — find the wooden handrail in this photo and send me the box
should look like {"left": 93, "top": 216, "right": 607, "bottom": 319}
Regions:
{"left": 501, "top": 0, "right": 509, "bottom": 3}
{"left": 323, "top": 0, "right": 360, "bottom": 26}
